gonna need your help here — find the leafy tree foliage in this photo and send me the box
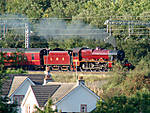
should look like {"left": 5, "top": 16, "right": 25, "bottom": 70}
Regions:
{"left": 0, "top": 69, "right": 17, "bottom": 112}
{"left": 35, "top": 98, "right": 57, "bottom": 113}
{"left": 30, "top": 36, "right": 49, "bottom": 48}
{"left": 6, "top": 0, "right": 43, "bottom": 18}
{"left": 0, "top": 0, "right": 6, "bottom": 14}
{"left": 93, "top": 92, "right": 150, "bottom": 113}
{"left": 117, "top": 38, "right": 150, "bottom": 65}
{"left": 94, "top": 54, "right": 150, "bottom": 112}
{"left": 0, "top": 96, "right": 17, "bottom": 113}
{"left": 101, "top": 55, "right": 150, "bottom": 98}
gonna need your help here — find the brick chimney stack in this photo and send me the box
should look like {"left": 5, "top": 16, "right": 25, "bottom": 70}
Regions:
{"left": 43, "top": 66, "right": 53, "bottom": 85}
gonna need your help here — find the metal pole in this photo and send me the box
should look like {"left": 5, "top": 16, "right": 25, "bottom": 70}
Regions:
{"left": 3, "top": 23, "right": 5, "bottom": 38}
{"left": 128, "top": 25, "right": 131, "bottom": 37}
{"left": 46, "top": 48, "right": 48, "bottom": 66}
{"left": 25, "top": 23, "right": 30, "bottom": 48}
{"left": 109, "top": 25, "right": 112, "bottom": 36}
{"left": 76, "top": 61, "right": 78, "bottom": 80}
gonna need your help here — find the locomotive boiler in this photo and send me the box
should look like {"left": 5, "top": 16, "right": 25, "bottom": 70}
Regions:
{"left": 71, "top": 47, "right": 125, "bottom": 71}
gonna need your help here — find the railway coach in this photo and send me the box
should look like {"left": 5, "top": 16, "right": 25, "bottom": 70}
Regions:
{"left": 0, "top": 48, "right": 45, "bottom": 70}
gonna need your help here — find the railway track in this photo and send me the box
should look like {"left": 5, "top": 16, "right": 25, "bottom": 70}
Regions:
{"left": 28, "top": 70, "right": 111, "bottom": 76}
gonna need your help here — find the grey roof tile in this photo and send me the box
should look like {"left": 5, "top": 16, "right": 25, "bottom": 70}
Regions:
{"left": 31, "top": 85, "right": 60, "bottom": 107}
{"left": 1, "top": 74, "right": 45, "bottom": 96}
{"left": 46, "top": 82, "right": 77, "bottom": 104}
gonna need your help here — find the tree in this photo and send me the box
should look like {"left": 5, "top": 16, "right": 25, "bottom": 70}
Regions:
{"left": 117, "top": 38, "right": 150, "bottom": 65}
{"left": 0, "top": 96, "right": 18, "bottom": 113}
{"left": 0, "top": 0, "right": 6, "bottom": 14}
{"left": 35, "top": 98, "right": 57, "bottom": 113}
{"left": 6, "top": 0, "right": 43, "bottom": 18}
{"left": 0, "top": 66, "right": 18, "bottom": 113}
{"left": 93, "top": 92, "right": 150, "bottom": 113}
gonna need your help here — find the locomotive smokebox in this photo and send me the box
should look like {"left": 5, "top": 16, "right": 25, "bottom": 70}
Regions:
{"left": 117, "top": 50, "right": 125, "bottom": 61}
{"left": 109, "top": 50, "right": 125, "bottom": 61}
{"left": 113, "top": 47, "right": 118, "bottom": 50}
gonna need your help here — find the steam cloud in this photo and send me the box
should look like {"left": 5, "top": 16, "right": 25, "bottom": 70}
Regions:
{"left": 36, "top": 18, "right": 116, "bottom": 47}
{"left": 0, "top": 14, "right": 29, "bottom": 34}
{"left": 36, "top": 19, "right": 109, "bottom": 39}
{"left": 0, "top": 15, "right": 116, "bottom": 47}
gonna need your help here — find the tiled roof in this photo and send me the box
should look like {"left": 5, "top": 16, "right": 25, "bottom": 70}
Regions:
{"left": 46, "top": 82, "right": 76, "bottom": 104}
{"left": 8, "top": 76, "right": 28, "bottom": 97}
{"left": 31, "top": 85, "right": 60, "bottom": 107}
{"left": 1, "top": 74, "right": 45, "bottom": 96}
{"left": 1, "top": 76, "right": 14, "bottom": 96}
{"left": 26, "top": 74, "right": 45, "bottom": 85}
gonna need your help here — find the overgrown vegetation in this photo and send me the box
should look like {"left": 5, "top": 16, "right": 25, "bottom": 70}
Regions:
{"left": 93, "top": 54, "right": 150, "bottom": 112}
{"left": 35, "top": 99, "right": 57, "bottom": 113}
{"left": 0, "top": 51, "right": 26, "bottom": 112}
{"left": 0, "top": 69, "right": 18, "bottom": 112}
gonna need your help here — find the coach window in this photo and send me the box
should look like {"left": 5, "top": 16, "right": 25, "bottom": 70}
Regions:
{"left": 32, "top": 54, "right": 35, "bottom": 60}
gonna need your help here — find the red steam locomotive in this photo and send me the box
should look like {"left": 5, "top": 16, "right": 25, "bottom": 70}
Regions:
{"left": 0, "top": 47, "right": 132, "bottom": 71}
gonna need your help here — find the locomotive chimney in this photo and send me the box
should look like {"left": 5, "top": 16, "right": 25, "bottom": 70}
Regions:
{"left": 114, "top": 47, "right": 118, "bottom": 50}
{"left": 77, "top": 76, "right": 85, "bottom": 85}
{"left": 43, "top": 66, "right": 53, "bottom": 85}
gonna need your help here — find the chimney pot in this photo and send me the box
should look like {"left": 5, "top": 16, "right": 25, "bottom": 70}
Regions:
{"left": 43, "top": 66, "right": 53, "bottom": 85}
{"left": 77, "top": 76, "right": 85, "bottom": 85}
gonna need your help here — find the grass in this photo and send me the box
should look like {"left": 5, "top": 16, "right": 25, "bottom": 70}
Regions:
{"left": 50, "top": 71, "right": 111, "bottom": 96}
{"left": 28, "top": 71, "right": 111, "bottom": 96}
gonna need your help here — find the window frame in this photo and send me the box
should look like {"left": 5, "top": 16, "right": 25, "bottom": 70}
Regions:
{"left": 80, "top": 104, "right": 87, "bottom": 112}
{"left": 13, "top": 95, "right": 24, "bottom": 106}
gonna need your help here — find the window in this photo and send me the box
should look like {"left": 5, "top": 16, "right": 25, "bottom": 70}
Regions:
{"left": 80, "top": 104, "right": 87, "bottom": 112}
{"left": 32, "top": 54, "right": 34, "bottom": 60}
{"left": 13, "top": 95, "right": 24, "bottom": 106}
{"left": 73, "top": 53, "right": 78, "bottom": 57}
{"left": 26, "top": 104, "right": 30, "bottom": 113}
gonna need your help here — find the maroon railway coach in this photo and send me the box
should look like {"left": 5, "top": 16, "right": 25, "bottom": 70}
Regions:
{"left": 0, "top": 48, "right": 45, "bottom": 70}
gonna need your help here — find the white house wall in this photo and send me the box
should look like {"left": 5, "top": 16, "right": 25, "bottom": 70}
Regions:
{"left": 10, "top": 79, "right": 34, "bottom": 113}
{"left": 21, "top": 87, "right": 39, "bottom": 113}
{"left": 56, "top": 86, "right": 98, "bottom": 112}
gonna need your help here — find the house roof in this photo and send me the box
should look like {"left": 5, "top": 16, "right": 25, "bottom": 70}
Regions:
{"left": 8, "top": 76, "right": 28, "bottom": 97}
{"left": 1, "top": 76, "right": 14, "bottom": 96}
{"left": 47, "top": 82, "right": 77, "bottom": 104}
{"left": 1, "top": 74, "right": 45, "bottom": 96}
{"left": 31, "top": 85, "right": 60, "bottom": 107}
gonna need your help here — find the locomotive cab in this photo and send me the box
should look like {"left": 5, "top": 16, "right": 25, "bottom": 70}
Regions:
{"left": 72, "top": 49, "right": 80, "bottom": 67}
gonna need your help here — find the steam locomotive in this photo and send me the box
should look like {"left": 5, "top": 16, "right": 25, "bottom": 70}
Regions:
{"left": 0, "top": 47, "right": 133, "bottom": 71}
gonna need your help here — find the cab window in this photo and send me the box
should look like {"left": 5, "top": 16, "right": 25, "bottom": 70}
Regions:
{"left": 73, "top": 53, "right": 78, "bottom": 57}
